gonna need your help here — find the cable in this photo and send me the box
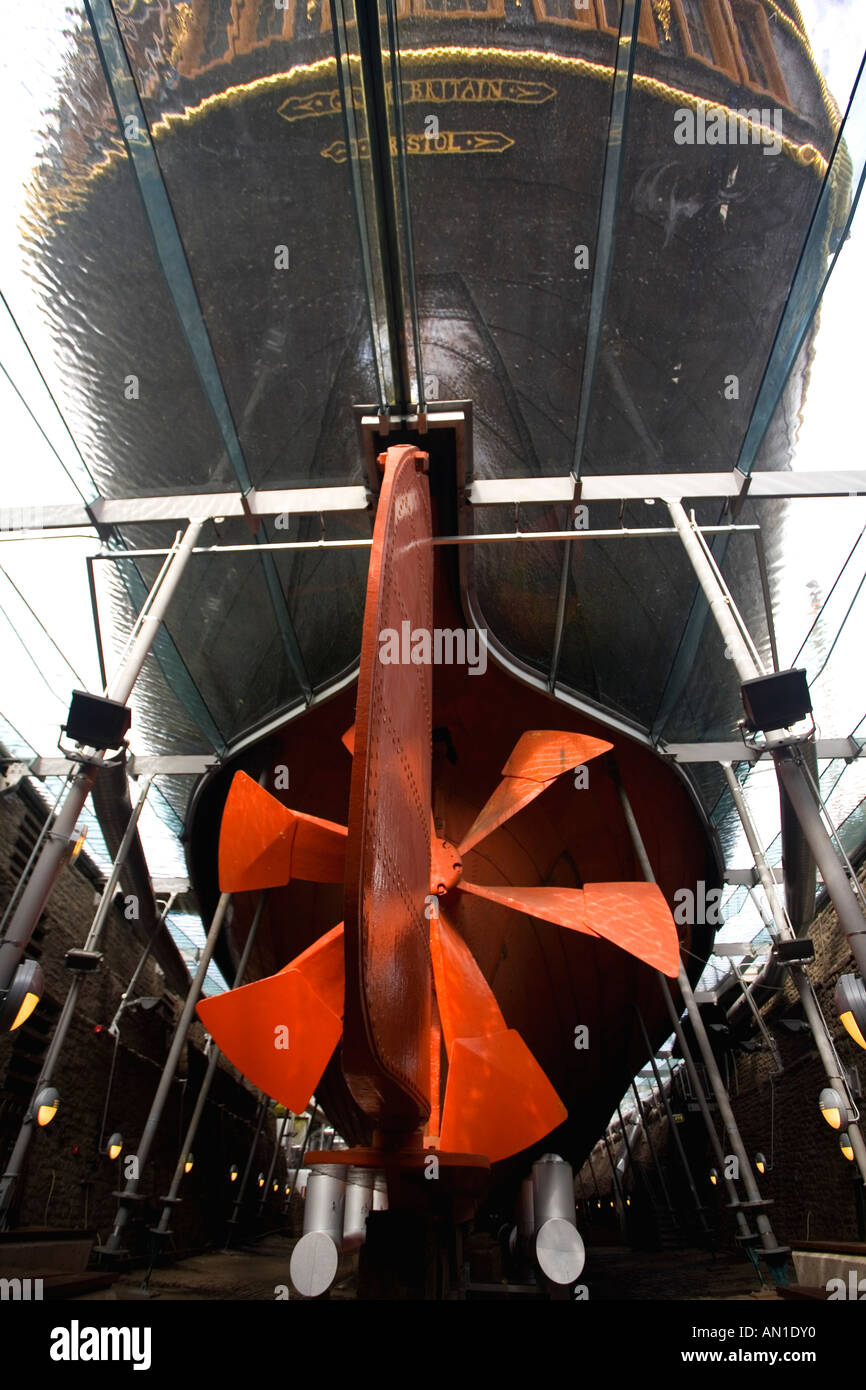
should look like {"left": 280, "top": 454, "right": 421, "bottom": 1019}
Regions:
{"left": 0, "top": 768, "right": 74, "bottom": 935}
{"left": 44, "top": 1169, "right": 56, "bottom": 1226}
{"left": 793, "top": 522, "right": 866, "bottom": 667}
{"left": 0, "top": 287, "right": 96, "bottom": 501}
{"left": 810, "top": 566, "right": 866, "bottom": 685}
{"left": 0, "top": 565, "right": 88, "bottom": 686}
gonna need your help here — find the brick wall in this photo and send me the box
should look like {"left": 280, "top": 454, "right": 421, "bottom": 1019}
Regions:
{"left": 579, "top": 863, "right": 866, "bottom": 1253}
{"left": 0, "top": 777, "right": 286, "bottom": 1255}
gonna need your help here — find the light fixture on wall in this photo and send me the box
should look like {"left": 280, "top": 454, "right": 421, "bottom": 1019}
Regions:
{"left": 755, "top": 1152, "right": 768, "bottom": 1175}
{"left": 107, "top": 1132, "right": 123, "bottom": 1160}
{"left": 0, "top": 959, "right": 44, "bottom": 1032}
{"left": 229, "top": 1164, "right": 238, "bottom": 1182}
{"left": 840, "top": 1132, "right": 855, "bottom": 1162}
{"left": 184, "top": 1153, "right": 194, "bottom": 1174}
{"left": 34, "top": 1087, "right": 60, "bottom": 1127}
{"left": 709, "top": 1168, "right": 718, "bottom": 1186}
{"left": 819, "top": 1087, "right": 849, "bottom": 1131}
{"left": 835, "top": 975, "right": 866, "bottom": 1051}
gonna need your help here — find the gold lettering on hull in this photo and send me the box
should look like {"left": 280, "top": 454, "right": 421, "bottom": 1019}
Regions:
{"left": 279, "top": 77, "right": 555, "bottom": 122}
{"left": 321, "top": 130, "right": 515, "bottom": 162}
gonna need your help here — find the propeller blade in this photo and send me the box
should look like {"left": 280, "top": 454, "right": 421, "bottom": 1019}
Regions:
{"left": 440, "top": 1030, "right": 567, "bottom": 1164}
{"left": 196, "top": 923, "right": 345, "bottom": 1113}
{"left": 218, "top": 771, "right": 347, "bottom": 892}
{"left": 458, "top": 731, "right": 612, "bottom": 855}
{"left": 458, "top": 880, "right": 680, "bottom": 977}
{"left": 431, "top": 911, "right": 567, "bottom": 1162}
{"left": 429, "top": 911, "right": 505, "bottom": 1053}
{"left": 583, "top": 882, "right": 681, "bottom": 978}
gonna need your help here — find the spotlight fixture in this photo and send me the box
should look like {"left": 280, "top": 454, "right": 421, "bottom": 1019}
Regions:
{"left": 107, "top": 1132, "right": 123, "bottom": 1160}
{"left": 709, "top": 1168, "right": 718, "bottom": 1186}
{"left": 62, "top": 690, "right": 132, "bottom": 751}
{"left": 776, "top": 1017, "right": 811, "bottom": 1036}
{"left": 740, "top": 668, "right": 812, "bottom": 736}
{"left": 184, "top": 1154, "right": 194, "bottom": 1174}
{"left": 0, "top": 959, "right": 44, "bottom": 1032}
{"left": 771, "top": 939, "right": 815, "bottom": 966}
{"left": 273, "top": 1180, "right": 279, "bottom": 1193}
{"left": 229, "top": 1164, "right": 238, "bottom": 1182}
{"left": 755, "top": 1152, "right": 767, "bottom": 1175}
{"left": 819, "top": 1087, "right": 848, "bottom": 1131}
{"left": 284, "top": 1183, "right": 290, "bottom": 1196}
{"left": 835, "top": 975, "right": 866, "bottom": 1051}
{"left": 64, "top": 948, "right": 103, "bottom": 974}
{"left": 33, "top": 1087, "right": 59, "bottom": 1127}
{"left": 257, "top": 1172, "right": 265, "bottom": 1188}
{"left": 840, "top": 1132, "right": 855, "bottom": 1162}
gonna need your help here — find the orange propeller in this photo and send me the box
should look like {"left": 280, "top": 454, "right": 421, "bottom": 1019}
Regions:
{"left": 200, "top": 726, "right": 681, "bottom": 1163}
{"left": 217, "top": 771, "right": 347, "bottom": 892}
{"left": 456, "top": 880, "right": 680, "bottom": 977}
{"left": 431, "top": 910, "right": 567, "bottom": 1162}
{"left": 457, "top": 730, "right": 613, "bottom": 855}
{"left": 197, "top": 923, "right": 345, "bottom": 1113}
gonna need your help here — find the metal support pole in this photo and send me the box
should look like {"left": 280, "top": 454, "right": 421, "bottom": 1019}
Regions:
{"left": 259, "top": 1111, "right": 291, "bottom": 1215}
{"left": 611, "top": 761, "right": 782, "bottom": 1264}
{"left": 730, "top": 956, "right": 784, "bottom": 1072}
{"left": 587, "top": 1150, "right": 602, "bottom": 1204}
{"left": 108, "top": 890, "right": 179, "bottom": 1039}
{"left": 0, "top": 776, "right": 154, "bottom": 1223}
{"left": 103, "top": 889, "right": 230, "bottom": 1252}
{"left": 657, "top": 976, "right": 753, "bottom": 1242}
{"left": 635, "top": 1008, "right": 711, "bottom": 1236}
{"left": 225, "top": 1093, "right": 269, "bottom": 1245}
{"left": 667, "top": 498, "right": 866, "bottom": 978}
{"left": 774, "top": 750, "right": 866, "bottom": 978}
{"left": 154, "top": 892, "right": 267, "bottom": 1234}
{"left": 602, "top": 1131, "right": 626, "bottom": 1216}
{"left": 611, "top": 761, "right": 752, "bottom": 1232}
{"left": 723, "top": 764, "right": 866, "bottom": 1184}
{"left": 630, "top": 1081, "right": 676, "bottom": 1218}
{"left": 676, "top": 964, "right": 789, "bottom": 1270}
{"left": 0, "top": 519, "right": 205, "bottom": 996}
{"left": 615, "top": 1104, "right": 635, "bottom": 1180}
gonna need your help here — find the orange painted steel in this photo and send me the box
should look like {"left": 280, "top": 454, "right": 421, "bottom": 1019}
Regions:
{"left": 458, "top": 730, "right": 613, "bottom": 855}
{"left": 341, "top": 444, "right": 434, "bottom": 1131}
{"left": 431, "top": 910, "right": 567, "bottom": 1162}
{"left": 204, "top": 460, "right": 687, "bottom": 1166}
{"left": 218, "top": 771, "right": 347, "bottom": 892}
{"left": 430, "top": 911, "right": 505, "bottom": 1051}
{"left": 457, "top": 879, "right": 681, "bottom": 976}
{"left": 439, "top": 1030, "right": 568, "bottom": 1164}
{"left": 196, "top": 923, "right": 345, "bottom": 1112}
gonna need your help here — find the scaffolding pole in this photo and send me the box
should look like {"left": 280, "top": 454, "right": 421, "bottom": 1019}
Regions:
{"left": 259, "top": 1111, "right": 291, "bottom": 1215}
{"left": 225, "top": 1093, "right": 269, "bottom": 1246}
{"left": 154, "top": 892, "right": 268, "bottom": 1235}
{"left": 102, "top": 890, "right": 231, "bottom": 1253}
{"left": 0, "top": 519, "right": 205, "bottom": 999}
{"left": 666, "top": 498, "right": 866, "bottom": 980}
{"left": 635, "top": 1008, "right": 711, "bottom": 1237}
{"left": 722, "top": 763, "right": 866, "bottom": 1184}
{"left": 0, "top": 775, "right": 155, "bottom": 1223}
{"left": 611, "top": 764, "right": 786, "bottom": 1272}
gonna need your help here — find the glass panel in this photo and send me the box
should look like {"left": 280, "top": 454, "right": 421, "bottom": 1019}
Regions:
{"left": 392, "top": 0, "right": 620, "bottom": 479}
{"left": 108, "top": 0, "right": 379, "bottom": 486}
{"left": 8, "top": 5, "right": 243, "bottom": 499}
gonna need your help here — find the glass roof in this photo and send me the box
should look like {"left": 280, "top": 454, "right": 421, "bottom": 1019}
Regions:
{"left": 1, "top": 1, "right": 865, "bottom": 1008}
